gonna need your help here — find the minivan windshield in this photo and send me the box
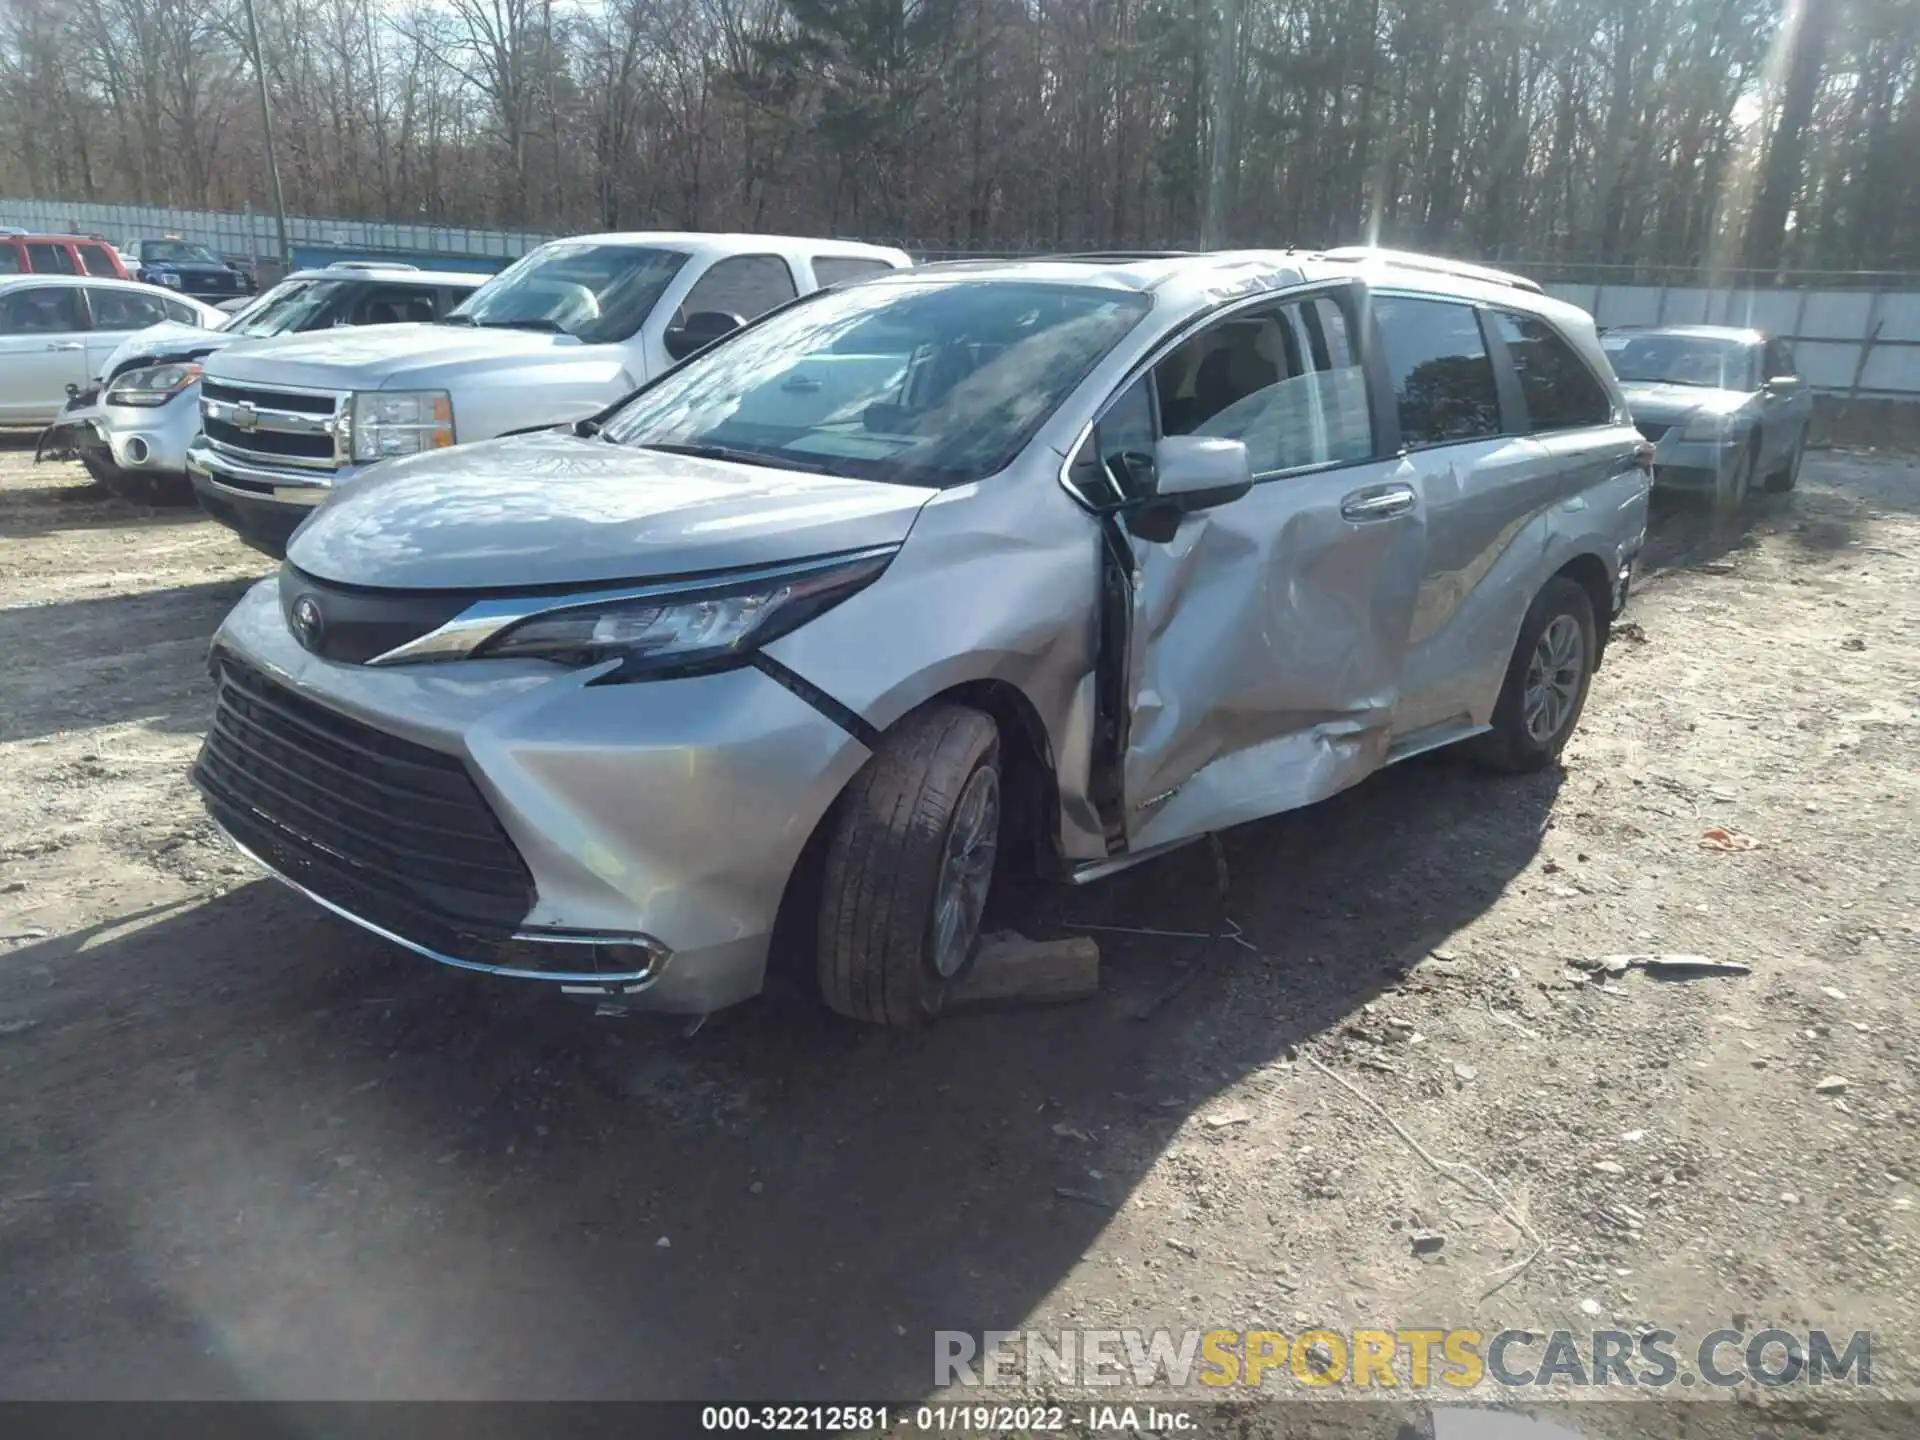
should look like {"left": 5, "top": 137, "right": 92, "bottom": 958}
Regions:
{"left": 601, "top": 279, "right": 1151, "bottom": 487}
{"left": 1603, "top": 333, "right": 1756, "bottom": 391}
{"left": 445, "top": 243, "right": 689, "bottom": 343}
{"left": 222, "top": 278, "right": 350, "bottom": 338}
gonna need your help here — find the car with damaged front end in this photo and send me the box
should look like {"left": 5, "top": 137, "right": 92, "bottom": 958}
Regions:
{"left": 192, "top": 249, "right": 1648, "bottom": 1027}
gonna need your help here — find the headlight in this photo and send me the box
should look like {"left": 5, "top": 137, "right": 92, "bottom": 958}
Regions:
{"left": 106, "top": 362, "right": 201, "bottom": 407}
{"left": 1680, "top": 410, "right": 1735, "bottom": 442}
{"left": 154, "top": 271, "right": 183, "bottom": 289}
{"left": 464, "top": 548, "right": 895, "bottom": 679}
{"left": 349, "top": 389, "right": 455, "bottom": 461}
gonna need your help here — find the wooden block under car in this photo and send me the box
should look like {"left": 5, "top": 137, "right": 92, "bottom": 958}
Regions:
{"left": 948, "top": 932, "right": 1101, "bottom": 1010}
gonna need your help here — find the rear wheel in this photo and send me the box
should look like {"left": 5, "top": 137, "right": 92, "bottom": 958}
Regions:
{"left": 1471, "top": 577, "right": 1597, "bottom": 774}
{"left": 816, "top": 703, "right": 1001, "bottom": 1029}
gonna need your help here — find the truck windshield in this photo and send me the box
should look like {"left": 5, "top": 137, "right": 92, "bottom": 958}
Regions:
{"left": 144, "top": 241, "right": 220, "bottom": 265}
{"left": 222, "top": 279, "right": 350, "bottom": 338}
{"left": 600, "top": 279, "right": 1151, "bottom": 488}
{"left": 1603, "top": 333, "right": 1757, "bottom": 391}
{"left": 445, "top": 243, "right": 689, "bottom": 344}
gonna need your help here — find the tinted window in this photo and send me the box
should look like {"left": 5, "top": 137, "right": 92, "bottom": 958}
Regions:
{"left": 78, "top": 244, "right": 120, "bottom": 277}
{"left": 812, "top": 256, "right": 897, "bottom": 288}
{"left": 164, "top": 299, "right": 203, "bottom": 325}
{"left": 88, "top": 287, "right": 172, "bottom": 330}
{"left": 0, "top": 286, "right": 84, "bottom": 333}
{"left": 0, "top": 246, "right": 20, "bottom": 274}
{"left": 603, "top": 279, "right": 1149, "bottom": 488}
{"left": 1160, "top": 293, "right": 1373, "bottom": 473}
{"left": 350, "top": 285, "right": 439, "bottom": 325}
{"left": 680, "top": 255, "right": 799, "bottom": 324}
{"left": 26, "top": 242, "right": 77, "bottom": 274}
{"left": 1763, "top": 338, "right": 1797, "bottom": 380}
{"left": 1374, "top": 296, "right": 1501, "bottom": 447}
{"left": 1491, "top": 311, "right": 1611, "bottom": 431}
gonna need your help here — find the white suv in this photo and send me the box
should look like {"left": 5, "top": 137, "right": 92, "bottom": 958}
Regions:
{"left": 186, "top": 233, "right": 911, "bottom": 554}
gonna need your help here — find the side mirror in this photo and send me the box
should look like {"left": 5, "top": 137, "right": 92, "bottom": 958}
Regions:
{"left": 664, "top": 309, "right": 743, "bottom": 361}
{"left": 1125, "top": 436, "right": 1254, "bottom": 542}
{"left": 1766, "top": 375, "right": 1802, "bottom": 395}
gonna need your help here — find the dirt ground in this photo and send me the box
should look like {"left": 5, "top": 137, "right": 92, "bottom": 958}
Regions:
{"left": 3, "top": 434, "right": 1920, "bottom": 1429}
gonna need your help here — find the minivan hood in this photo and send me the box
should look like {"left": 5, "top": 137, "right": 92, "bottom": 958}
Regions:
{"left": 287, "top": 432, "right": 937, "bottom": 590}
{"left": 1619, "top": 381, "right": 1752, "bottom": 425}
{"left": 206, "top": 323, "right": 584, "bottom": 391}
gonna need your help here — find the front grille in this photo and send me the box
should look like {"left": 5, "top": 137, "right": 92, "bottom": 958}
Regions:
{"left": 204, "top": 416, "right": 334, "bottom": 460}
{"left": 192, "top": 655, "right": 535, "bottom": 941}
{"left": 1635, "top": 420, "right": 1672, "bottom": 443}
{"left": 203, "top": 380, "right": 337, "bottom": 417}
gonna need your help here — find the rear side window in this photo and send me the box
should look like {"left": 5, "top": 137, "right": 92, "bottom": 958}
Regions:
{"left": 164, "top": 299, "right": 203, "bottom": 325}
{"left": 26, "top": 242, "right": 78, "bottom": 275}
{"left": 0, "top": 245, "right": 20, "bottom": 274}
{"left": 0, "top": 286, "right": 84, "bottom": 333}
{"left": 77, "top": 244, "right": 120, "bottom": 277}
{"left": 88, "top": 287, "right": 171, "bottom": 330}
{"left": 1490, "top": 311, "right": 1611, "bottom": 431}
{"left": 812, "top": 256, "right": 896, "bottom": 288}
{"left": 679, "top": 255, "right": 798, "bottom": 324}
{"left": 1374, "top": 296, "right": 1501, "bottom": 448}
{"left": 1763, "top": 338, "right": 1797, "bottom": 380}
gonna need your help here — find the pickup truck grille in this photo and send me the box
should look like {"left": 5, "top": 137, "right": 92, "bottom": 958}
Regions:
{"left": 201, "top": 380, "right": 345, "bottom": 470}
{"left": 192, "top": 654, "right": 536, "bottom": 939}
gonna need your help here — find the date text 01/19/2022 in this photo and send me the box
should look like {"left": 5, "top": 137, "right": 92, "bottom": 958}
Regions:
{"left": 699, "top": 1405, "right": 1198, "bottom": 1432}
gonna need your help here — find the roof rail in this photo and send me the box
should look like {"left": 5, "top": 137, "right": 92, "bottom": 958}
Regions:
{"left": 1041, "top": 250, "right": 1196, "bottom": 262}
{"left": 1318, "top": 245, "right": 1544, "bottom": 295}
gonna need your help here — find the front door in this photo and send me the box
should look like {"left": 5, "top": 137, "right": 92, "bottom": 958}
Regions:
{"left": 0, "top": 286, "right": 90, "bottom": 423}
{"left": 1078, "top": 281, "right": 1427, "bottom": 851}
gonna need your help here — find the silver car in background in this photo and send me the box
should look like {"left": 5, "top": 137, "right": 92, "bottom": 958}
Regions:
{"left": 1601, "top": 324, "right": 1814, "bottom": 511}
{"left": 192, "top": 247, "right": 1648, "bottom": 1028}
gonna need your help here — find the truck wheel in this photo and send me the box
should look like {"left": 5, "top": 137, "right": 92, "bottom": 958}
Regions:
{"left": 1470, "top": 577, "right": 1597, "bottom": 775}
{"left": 817, "top": 703, "right": 1000, "bottom": 1030}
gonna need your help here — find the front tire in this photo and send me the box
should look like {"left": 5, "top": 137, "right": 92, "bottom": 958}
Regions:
{"left": 817, "top": 703, "right": 1001, "bottom": 1029}
{"left": 1713, "top": 439, "right": 1757, "bottom": 514}
{"left": 1471, "top": 576, "right": 1598, "bottom": 774}
{"left": 1765, "top": 434, "right": 1804, "bottom": 493}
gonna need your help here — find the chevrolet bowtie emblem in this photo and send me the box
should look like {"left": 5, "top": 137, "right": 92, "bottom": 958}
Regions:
{"left": 232, "top": 401, "right": 258, "bottom": 432}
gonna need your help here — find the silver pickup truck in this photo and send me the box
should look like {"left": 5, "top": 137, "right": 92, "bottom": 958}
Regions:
{"left": 186, "top": 232, "right": 912, "bottom": 555}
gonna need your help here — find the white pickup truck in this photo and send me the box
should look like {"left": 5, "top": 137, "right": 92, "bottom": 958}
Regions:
{"left": 187, "top": 232, "right": 912, "bottom": 555}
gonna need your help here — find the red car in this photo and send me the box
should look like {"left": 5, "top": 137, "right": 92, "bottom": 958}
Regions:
{"left": 0, "top": 229, "right": 130, "bottom": 280}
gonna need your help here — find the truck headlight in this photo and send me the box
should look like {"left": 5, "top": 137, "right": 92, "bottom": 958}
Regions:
{"left": 1680, "top": 410, "right": 1735, "bottom": 442}
{"left": 349, "top": 390, "right": 455, "bottom": 461}
{"left": 106, "top": 362, "right": 201, "bottom": 407}
{"left": 153, "top": 271, "right": 183, "bottom": 289}
{"left": 455, "top": 548, "right": 896, "bottom": 679}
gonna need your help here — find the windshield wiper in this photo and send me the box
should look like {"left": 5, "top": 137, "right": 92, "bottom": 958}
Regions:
{"left": 476, "top": 317, "right": 567, "bottom": 333}
{"left": 639, "top": 441, "right": 828, "bottom": 474}
{"left": 438, "top": 314, "right": 479, "bottom": 326}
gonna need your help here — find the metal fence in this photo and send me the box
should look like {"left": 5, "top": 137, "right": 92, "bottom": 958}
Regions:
{"left": 3, "top": 196, "right": 1916, "bottom": 399}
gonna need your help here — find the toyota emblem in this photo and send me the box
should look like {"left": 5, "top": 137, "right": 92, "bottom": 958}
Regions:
{"left": 232, "top": 401, "right": 258, "bottom": 432}
{"left": 291, "top": 595, "right": 325, "bottom": 652}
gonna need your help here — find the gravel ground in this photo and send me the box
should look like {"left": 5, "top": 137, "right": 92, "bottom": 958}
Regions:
{"left": 2, "top": 437, "right": 1919, "bottom": 1433}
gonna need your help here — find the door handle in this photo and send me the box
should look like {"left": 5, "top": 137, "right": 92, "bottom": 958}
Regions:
{"left": 1340, "top": 483, "right": 1416, "bottom": 522}
{"left": 45, "top": 341, "right": 83, "bottom": 352}
{"left": 781, "top": 376, "right": 823, "bottom": 393}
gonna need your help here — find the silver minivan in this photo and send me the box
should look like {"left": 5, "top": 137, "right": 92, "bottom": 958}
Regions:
{"left": 192, "top": 247, "right": 1650, "bottom": 1028}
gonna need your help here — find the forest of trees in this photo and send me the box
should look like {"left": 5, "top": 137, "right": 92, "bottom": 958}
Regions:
{"left": 0, "top": 0, "right": 1914, "bottom": 277}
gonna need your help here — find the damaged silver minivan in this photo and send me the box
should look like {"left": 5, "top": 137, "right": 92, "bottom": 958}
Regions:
{"left": 192, "top": 247, "right": 1649, "bottom": 1027}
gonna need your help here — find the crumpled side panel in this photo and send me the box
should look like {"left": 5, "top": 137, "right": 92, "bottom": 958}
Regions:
{"left": 1122, "top": 459, "right": 1425, "bottom": 851}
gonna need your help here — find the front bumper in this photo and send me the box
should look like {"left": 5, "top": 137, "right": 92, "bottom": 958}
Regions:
{"left": 188, "top": 440, "right": 364, "bottom": 557}
{"left": 39, "top": 385, "right": 202, "bottom": 481}
{"left": 194, "top": 580, "right": 873, "bottom": 1009}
